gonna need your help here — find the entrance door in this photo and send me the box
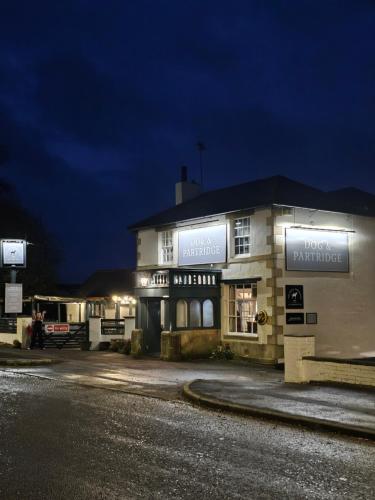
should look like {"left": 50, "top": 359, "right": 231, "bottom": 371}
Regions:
{"left": 143, "top": 299, "right": 162, "bottom": 354}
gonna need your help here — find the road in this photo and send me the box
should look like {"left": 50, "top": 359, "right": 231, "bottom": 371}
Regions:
{"left": 0, "top": 370, "right": 374, "bottom": 499}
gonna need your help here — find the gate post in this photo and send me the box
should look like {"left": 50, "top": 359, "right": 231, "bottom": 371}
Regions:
{"left": 131, "top": 329, "right": 143, "bottom": 357}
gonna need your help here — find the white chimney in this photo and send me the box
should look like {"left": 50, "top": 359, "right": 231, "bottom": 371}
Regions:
{"left": 175, "top": 166, "right": 201, "bottom": 205}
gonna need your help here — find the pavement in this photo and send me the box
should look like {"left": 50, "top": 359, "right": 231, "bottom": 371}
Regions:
{"left": 1, "top": 347, "right": 374, "bottom": 440}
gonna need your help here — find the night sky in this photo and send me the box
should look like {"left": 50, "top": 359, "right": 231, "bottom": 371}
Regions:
{"left": 1, "top": 1, "right": 374, "bottom": 282}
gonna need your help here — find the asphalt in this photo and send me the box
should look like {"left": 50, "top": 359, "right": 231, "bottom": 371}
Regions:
{"left": 1, "top": 347, "right": 374, "bottom": 440}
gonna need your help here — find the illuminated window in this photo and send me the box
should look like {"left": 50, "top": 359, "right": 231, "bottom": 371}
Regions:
{"left": 202, "top": 299, "right": 214, "bottom": 327}
{"left": 161, "top": 231, "right": 173, "bottom": 264}
{"left": 234, "top": 217, "right": 250, "bottom": 255}
{"left": 189, "top": 300, "right": 201, "bottom": 327}
{"left": 228, "top": 283, "right": 257, "bottom": 335}
{"left": 176, "top": 300, "right": 188, "bottom": 328}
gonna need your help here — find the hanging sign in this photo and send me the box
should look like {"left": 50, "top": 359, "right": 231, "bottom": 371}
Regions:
{"left": 285, "top": 228, "right": 349, "bottom": 272}
{"left": 178, "top": 225, "right": 227, "bottom": 265}
{"left": 1, "top": 239, "right": 27, "bottom": 268}
{"left": 5, "top": 283, "right": 23, "bottom": 313}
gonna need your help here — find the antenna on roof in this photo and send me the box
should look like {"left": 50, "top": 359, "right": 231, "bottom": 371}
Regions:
{"left": 196, "top": 140, "right": 206, "bottom": 187}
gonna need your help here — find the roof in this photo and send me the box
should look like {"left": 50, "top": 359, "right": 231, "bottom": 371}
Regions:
{"left": 129, "top": 175, "right": 375, "bottom": 230}
{"left": 79, "top": 269, "right": 134, "bottom": 298}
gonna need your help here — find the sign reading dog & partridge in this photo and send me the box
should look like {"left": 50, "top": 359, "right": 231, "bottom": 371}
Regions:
{"left": 285, "top": 228, "right": 349, "bottom": 272}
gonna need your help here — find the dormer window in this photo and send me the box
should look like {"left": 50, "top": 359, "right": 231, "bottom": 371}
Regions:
{"left": 161, "top": 231, "right": 173, "bottom": 264}
{"left": 234, "top": 217, "right": 250, "bottom": 255}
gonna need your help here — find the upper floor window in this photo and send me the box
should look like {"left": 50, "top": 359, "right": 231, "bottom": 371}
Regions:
{"left": 161, "top": 231, "right": 173, "bottom": 264}
{"left": 234, "top": 217, "right": 250, "bottom": 255}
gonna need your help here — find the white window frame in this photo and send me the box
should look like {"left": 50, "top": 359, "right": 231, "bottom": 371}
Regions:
{"left": 233, "top": 217, "right": 251, "bottom": 256}
{"left": 227, "top": 283, "right": 258, "bottom": 336}
{"left": 160, "top": 230, "right": 173, "bottom": 265}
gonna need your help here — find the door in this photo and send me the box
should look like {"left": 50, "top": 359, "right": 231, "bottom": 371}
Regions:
{"left": 143, "top": 299, "right": 162, "bottom": 354}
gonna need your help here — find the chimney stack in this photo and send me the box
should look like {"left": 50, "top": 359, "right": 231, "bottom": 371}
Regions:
{"left": 175, "top": 166, "right": 202, "bottom": 205}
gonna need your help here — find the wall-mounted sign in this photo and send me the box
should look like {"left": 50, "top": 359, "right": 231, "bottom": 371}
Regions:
{"left": 45, "top": 323, "right": 70, "bottom": 334}
{"left": 5, "top": 283, "right": 23, "bottom": 313}
{"left": 178, "top": 225, "right": 227, "bottom": 266}
{"left": 285, "top": 228, "right": 349, "bottom": 272}
{"left": 306, "top": 312, "right": 318, "bottom": 325}
{"left": 285, "top": 285, "right": 304, "bottom": 309}
{"left": 1, "top": 239, "right": 27, "bottom": 268}
{"left": 286, "top": 312, "right": 305, "bottom": 325}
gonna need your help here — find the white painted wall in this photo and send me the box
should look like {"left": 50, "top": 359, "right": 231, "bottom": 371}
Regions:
{"left": 137, "top": 229, "right": 158, "bottom": 267}
{"left": 276, "top": 208, "right": 375, "bottom": 359}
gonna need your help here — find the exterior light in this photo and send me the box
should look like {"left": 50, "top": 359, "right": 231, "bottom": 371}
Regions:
{"left": 131, "top": 299, "right": 137, "bottom": 305}
{"left": 112, "top": 295, "right": 118, "bottom": 302}
{"left": 140, "top": 277, "right": 148, "bottom": 287}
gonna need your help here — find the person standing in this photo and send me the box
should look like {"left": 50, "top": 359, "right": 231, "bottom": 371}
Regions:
{"left": 30, "top": 310, "right": 46, "bottom": 350}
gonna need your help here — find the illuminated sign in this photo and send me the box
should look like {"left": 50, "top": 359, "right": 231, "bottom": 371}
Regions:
{"left": 1, "top": 239, "right": 27, "bottom": 268}
{"left": 285, "top": 228, "right": 349, "bottom": 272}
{"left": 178, "top": 225, "right": 227, "bottom": 266}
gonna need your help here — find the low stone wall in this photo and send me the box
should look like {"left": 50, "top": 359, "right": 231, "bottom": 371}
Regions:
{"left": 225, "top": 338, "right": 284, "bottom": 365}
{"left": 161, "top": 329, "right": 219, "bottom": 360}
{"left": 284, "top": 335, "right": 375, "bottom": 387}
{"left": 0, "top": 317, "right": 31, "bottom": 348}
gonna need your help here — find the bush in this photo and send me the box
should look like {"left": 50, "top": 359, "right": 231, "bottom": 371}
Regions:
{"left": 98, "top": 341, "right": 110, "bottom": 351}
{"left": 210, "top": 343, "right": 234, "bottom": 360}
{"left": 13, "top": 340, "right": 22, "bottom": 349}
{"left": 118, "top": 340, "right": 131, "bottom": 355}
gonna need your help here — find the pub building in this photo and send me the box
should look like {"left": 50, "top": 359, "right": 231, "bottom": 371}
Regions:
{"left": 129, "top": 170, "right": 375, "bottom": 364}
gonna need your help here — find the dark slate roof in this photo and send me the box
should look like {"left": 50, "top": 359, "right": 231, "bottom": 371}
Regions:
{"left": 129, "top": 175, "right": 375, "bottom": 230}
{"left": 79, "top": 269, "right": 134, "bottom": 298}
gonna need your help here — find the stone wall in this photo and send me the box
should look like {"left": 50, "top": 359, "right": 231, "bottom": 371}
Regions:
{"left": 284, "top": 334, "right": 375, "bottom": 387}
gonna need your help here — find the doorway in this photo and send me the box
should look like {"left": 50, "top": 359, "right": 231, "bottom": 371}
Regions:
{"left": 142, "top": 299, "right": 162, "bottom": 354}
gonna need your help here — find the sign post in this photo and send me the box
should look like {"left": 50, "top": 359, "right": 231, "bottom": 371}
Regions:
{"left": 1, "top": 239, "right": 28, "bottom": 316}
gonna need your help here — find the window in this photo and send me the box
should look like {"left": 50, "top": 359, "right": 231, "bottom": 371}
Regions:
{"left": 202, "top": 299, "right": 214, "bottom": 327}
{"left": 189, "top": 300, "right": 201, "bottom": 327}
{"left": 161, "top": 231, "right": 173, "bottom": 264}
{"left": 176, "top": 299, "right": 215, "bottom": 329}
{"left": 228, "top": 283, "right": 257, "bottom": 335}
{"left": 176, "top": 300, "right": 188, "bottom": 328}
{"left": 234, "top": 217, "right": 250, "bottom": 255}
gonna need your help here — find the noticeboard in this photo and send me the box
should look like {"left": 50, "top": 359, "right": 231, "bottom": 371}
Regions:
{"left": 5, "top": 283, "right": 23, "bottom": 313}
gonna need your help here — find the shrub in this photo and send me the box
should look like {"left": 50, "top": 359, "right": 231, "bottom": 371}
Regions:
{"left": 118, "top": 340, "right": 131, "bottom": 355}
{"left": 210, "top": 343, "right": 234, "bottom": 360}
{"left": 98, "top": 341, "right": 110, "bottom": 351}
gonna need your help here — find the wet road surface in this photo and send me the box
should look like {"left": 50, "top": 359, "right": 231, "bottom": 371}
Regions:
{"left": 0, "top": 371, "right": 374, "bottom": 499}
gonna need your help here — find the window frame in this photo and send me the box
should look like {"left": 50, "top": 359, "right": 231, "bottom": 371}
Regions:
{"left": 227, "top": 283, "right": 258, "bottom": 336}
{"left": 160, "top": 230, "right": 174, "bottom": 265}
{"left": 175, "top": 298, "right": 216, "bottom": 330}
{"left": 233, "top": 216, "right": 251, "bottom": 256}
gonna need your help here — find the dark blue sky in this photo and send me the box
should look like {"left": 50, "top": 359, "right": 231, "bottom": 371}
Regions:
{"left": 1, "top": 1, "right": 375, "bottom": 281}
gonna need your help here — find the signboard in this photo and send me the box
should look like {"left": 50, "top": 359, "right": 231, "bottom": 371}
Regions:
{"left": 306, "top": 312, "right": 318, "bottom": 325}
{"left": 5, "top": 283, "right": 23, "bottom": 313}
{"left": 178, "top": 225, "right": 227, "bottom": 266}
{"left": 286, "top": 312, "right": 304, "bottom": 325}
{"left": 285, "top": 228, "right": 349, "bottom": 272}
{"left": 45, "top": 323, "right": 70, "bottom": 334}
{"left": 285, "top": 285, "right": 304, "bottom": 309}
{"left": 1, "top": 239, "right": 26, "bottom": 268}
